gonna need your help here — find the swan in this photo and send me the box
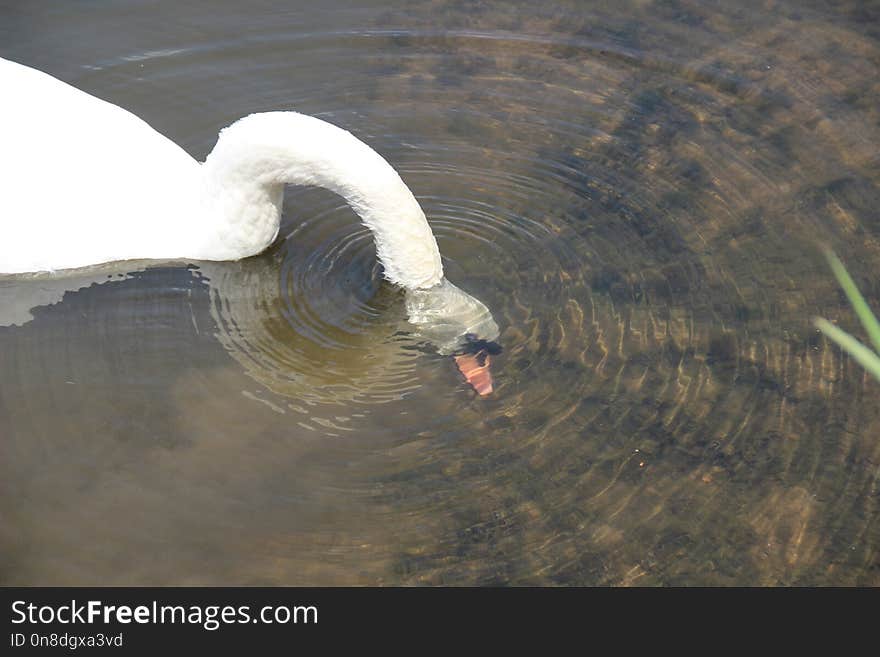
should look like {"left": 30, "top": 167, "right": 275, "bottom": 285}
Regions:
{"left": 0, "top": 56, "right": 498, "bottom": 392}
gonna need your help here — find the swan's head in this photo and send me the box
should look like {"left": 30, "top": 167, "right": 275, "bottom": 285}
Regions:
{"left": 404, "top": 278, "right": 500, "bottom": 395}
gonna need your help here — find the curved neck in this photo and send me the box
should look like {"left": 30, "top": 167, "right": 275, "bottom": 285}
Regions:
{"left": 201, "top": 112, "right": 443, "bottom": 289}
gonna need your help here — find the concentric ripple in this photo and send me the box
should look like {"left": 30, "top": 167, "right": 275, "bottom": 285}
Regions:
{"left": 1, "top": 0, "right": 879, "bottom": 586}
{"left": 200, "top": 196, "right": 426, "bottom": 409}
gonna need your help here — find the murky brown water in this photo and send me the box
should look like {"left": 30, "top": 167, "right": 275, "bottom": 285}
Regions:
{"left": 1, "top": 0, "right": 879, "bottom": 585}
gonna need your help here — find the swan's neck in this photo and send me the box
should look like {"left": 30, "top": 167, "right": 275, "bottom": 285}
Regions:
{"left": 200, "top": 112, "right": 443, "bottom": 289}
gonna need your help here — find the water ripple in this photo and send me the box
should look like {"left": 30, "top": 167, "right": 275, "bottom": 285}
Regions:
{"left": 2, "top": 0, "right": 879, "bottom": 586}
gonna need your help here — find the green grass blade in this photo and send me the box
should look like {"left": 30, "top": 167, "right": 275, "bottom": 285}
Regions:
{"left": 824, "top": 249, "right": 880, "bottom": 354}
{"left": 814, "top": 317, "right": 880, "bottom": 382}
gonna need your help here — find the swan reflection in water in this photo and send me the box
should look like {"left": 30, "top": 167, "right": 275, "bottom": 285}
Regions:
{"left": 0, "top": 249, "right": 500, "bottom": 405}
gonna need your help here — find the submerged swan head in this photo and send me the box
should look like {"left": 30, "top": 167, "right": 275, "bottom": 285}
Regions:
{"left": 404, "top": 279, "right": 498, "bottom": 353}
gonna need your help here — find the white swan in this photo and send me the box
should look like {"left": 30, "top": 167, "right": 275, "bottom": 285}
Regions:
{"left": 0, "top": 57, "right": 498, "bottom": 376}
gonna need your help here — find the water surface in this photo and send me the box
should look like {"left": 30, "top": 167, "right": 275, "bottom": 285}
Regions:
{"left": 1, "top": 0, "right": 879, "bottom": 585}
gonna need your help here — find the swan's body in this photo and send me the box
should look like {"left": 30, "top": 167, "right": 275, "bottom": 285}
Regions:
{"left": 0, "top": 57, "right": 498, "bottom": 356}
{"left": 0, "top": 57, "right": 439, "bottom": 286}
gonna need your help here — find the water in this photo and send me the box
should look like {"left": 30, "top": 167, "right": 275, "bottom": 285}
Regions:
{"left": 1, "top": 0, "right": 878, "bottom": 585}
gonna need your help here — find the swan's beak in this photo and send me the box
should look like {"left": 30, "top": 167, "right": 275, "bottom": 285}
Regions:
{"left": 454, "top": 348, "right": 494, "bottom": 396}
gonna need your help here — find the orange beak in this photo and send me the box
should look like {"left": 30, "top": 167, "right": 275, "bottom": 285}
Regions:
{"left": 454, "top": 349, "right": 494, "bottom": 396}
